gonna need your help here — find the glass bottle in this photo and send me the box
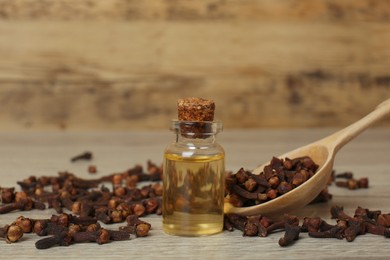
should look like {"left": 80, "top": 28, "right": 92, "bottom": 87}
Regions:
{"left": 162, "top": 120, "right": 225, "bottom": 236}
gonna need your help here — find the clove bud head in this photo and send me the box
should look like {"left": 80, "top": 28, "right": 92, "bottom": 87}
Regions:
{"left": 6, "top": 224, "right": 24, "bottom": 243}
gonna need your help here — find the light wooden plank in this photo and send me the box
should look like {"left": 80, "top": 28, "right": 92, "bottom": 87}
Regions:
{"left": 0, "top": 21, "right": 389, "bottom": 129}
{"left": 0, "top": 21, "right": 389, "bottom": 79}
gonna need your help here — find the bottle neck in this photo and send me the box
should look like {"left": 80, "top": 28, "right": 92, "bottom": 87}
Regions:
{"left": 175, "top": 132, "right": 217, "bottom": 144}
{"left": 170, "top": 120, "right": 222, "bottom": 145}
{"left": 171, "top": 120, "right": 222, "bottom": 140}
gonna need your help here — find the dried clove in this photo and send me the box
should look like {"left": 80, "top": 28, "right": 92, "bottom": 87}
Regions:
{"left": 107, "top": 230, "right": 131, "bottom": 241}
{"left": 279, "top": 223, "right": 301, "bottom": 247}
{"left": 0, "top": 199, "right": 33, "bottom": 214}
{"left": 225, "top": 214, "right": 246, "bottom": 232}
{"left": 71, "top": 151, "right": 93, "bottom": 162}
{"left": 330, "top": 206, "right": 353, "bottom": 221}
{"left": 73, "top": 229, "right": 110, "bottom": 244}
{"left": 301, "top": 217, "right": 323, "bottom": 233}
{"left": 64, "top": 212, "right": 95, "bottom": 226}
{"left": 67, "top": 224, "right": 82, "bottom": 237}
{"left": 85, "top": 223, "right": 101, "bottom": 232}
{"left": 243, "top": 178, "right": 258, "bottom": 192}
{"left": 243, "top": 216, "right": 261, "bottom": 236}
{"left": 258, "top": 220, "right": 285, "bottom": 237}
{"left": 130, "top": 203, "right": 146, "bottom": 217}
{"left": 309, "top": 226, "right": 344, "bottom": 239}
{"left": 119, "top": 215, "right": 151, "bottom": 237}
{"left": 365, "top": 222, "right": 390, "bottom": 237}
{"left": 144, "top": 197, "right": 160, "bottom": 215}
{"left": 223, "top": 215, "right": 234, "bottom": 232}
{"left": 1, "top": 187, "right": 15, "bottom": 203}
{"left": 35, "top": 232, "right": 72, "bottom": 249}
{"left": 259, "top": 215, "right": 299, "bottom": 237}
{"left": 335, "top": 177, "right": 369, "bottom": 190}
{"left": 40, "top": 194, "right": 61, "bottom": 211}
{"left": 229, "top": 184, "right": 267, "bottom": 202}
{"left": 0, "top": 224, "right": 24, "bottom": 243}
{"left": 88, "top": 165, "right": 97, "bottom": 174}
{"left": 13, "top": 216, "right": 34, "bottom": 233}
{"left": 344, "top": 218, "right": 366, "bottom": 242}
{"left": 301, "top": 217, "right": 334, "bottom": 233}
{"left": 33, "top": 220, "right": 67, "bottom": 236}
{"left": 335, "top": 172, "right": 354, "bottom": 179}
{"left": 377, "top": 214, "right": 390, "bottom": 227}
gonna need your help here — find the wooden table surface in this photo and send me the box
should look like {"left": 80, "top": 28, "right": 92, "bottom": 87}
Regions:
{"left": 1, "top": 128, "right": 389, "bottom": 259}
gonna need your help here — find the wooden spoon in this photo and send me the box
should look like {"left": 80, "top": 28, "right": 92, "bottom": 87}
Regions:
{"left": 224, "top": 98, "right": 390, "bottom": 216}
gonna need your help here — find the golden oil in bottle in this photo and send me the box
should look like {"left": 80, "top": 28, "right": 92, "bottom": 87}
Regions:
{"left": 162, "top": 153, "right": 225, "bottom": 236}
{"left": 162, "top": 120, "right": 225, "bottom": 236}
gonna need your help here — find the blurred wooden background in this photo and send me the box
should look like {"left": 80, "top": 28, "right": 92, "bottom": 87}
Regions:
{"left": 0, "top": 0, "right": 389, "bottom": 130}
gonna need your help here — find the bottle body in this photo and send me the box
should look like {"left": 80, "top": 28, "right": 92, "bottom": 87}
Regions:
{"left": 162, "top": 121, "right": 225, "bottom": 236}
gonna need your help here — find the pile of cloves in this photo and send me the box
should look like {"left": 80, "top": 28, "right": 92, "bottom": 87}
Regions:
{"left": 6, "top": 159, "right": 163, "bottom": 222}
{"left": 0, "top": 152, "right": 373, "bottom": 250}
{"left": 225, "top": 156, "right": 321, "bottom": 207}
{"left": 225, "top": 205, "right": 390, "bottom": 247}
{"left": 0, "top": 156, "right": 160, "bottom": 248}
{"left": 225, "top": 156, "right": 369, "bottom": 208}
{"left": 1, "top": 213, "right": 150, "bottom": 249}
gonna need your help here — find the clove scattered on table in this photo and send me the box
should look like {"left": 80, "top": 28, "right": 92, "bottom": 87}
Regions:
{"left": 0, "top": 153, "right": 375, "bottom": 250}
{"left": 70, "top": 151, "right": 93, "bottom": 162}
{"left": 0, "top": 159, "right": 161, "bottom": 248}
{"left": 225, "top": 205, "right": 390, "bottom": 247}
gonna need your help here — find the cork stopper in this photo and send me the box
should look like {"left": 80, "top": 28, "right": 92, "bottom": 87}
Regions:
{"left": 176, "top": 98, "right": 217, "bottom": 138}
{"left": 177, "top": 97, "right": 215, "bottom": 122}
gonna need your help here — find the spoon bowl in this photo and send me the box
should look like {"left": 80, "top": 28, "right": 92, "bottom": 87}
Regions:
{"left": 224, "top": 98, "right": 390, "bottom": 216}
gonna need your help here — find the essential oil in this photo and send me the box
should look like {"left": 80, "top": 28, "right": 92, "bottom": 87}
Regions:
{"left": 162, "top": 153, "right": 225, "bottom": 236}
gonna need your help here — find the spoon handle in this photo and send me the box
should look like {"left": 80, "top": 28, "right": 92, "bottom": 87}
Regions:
{"left": 324, "top": 98, "right": 390, "bottom": 153}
